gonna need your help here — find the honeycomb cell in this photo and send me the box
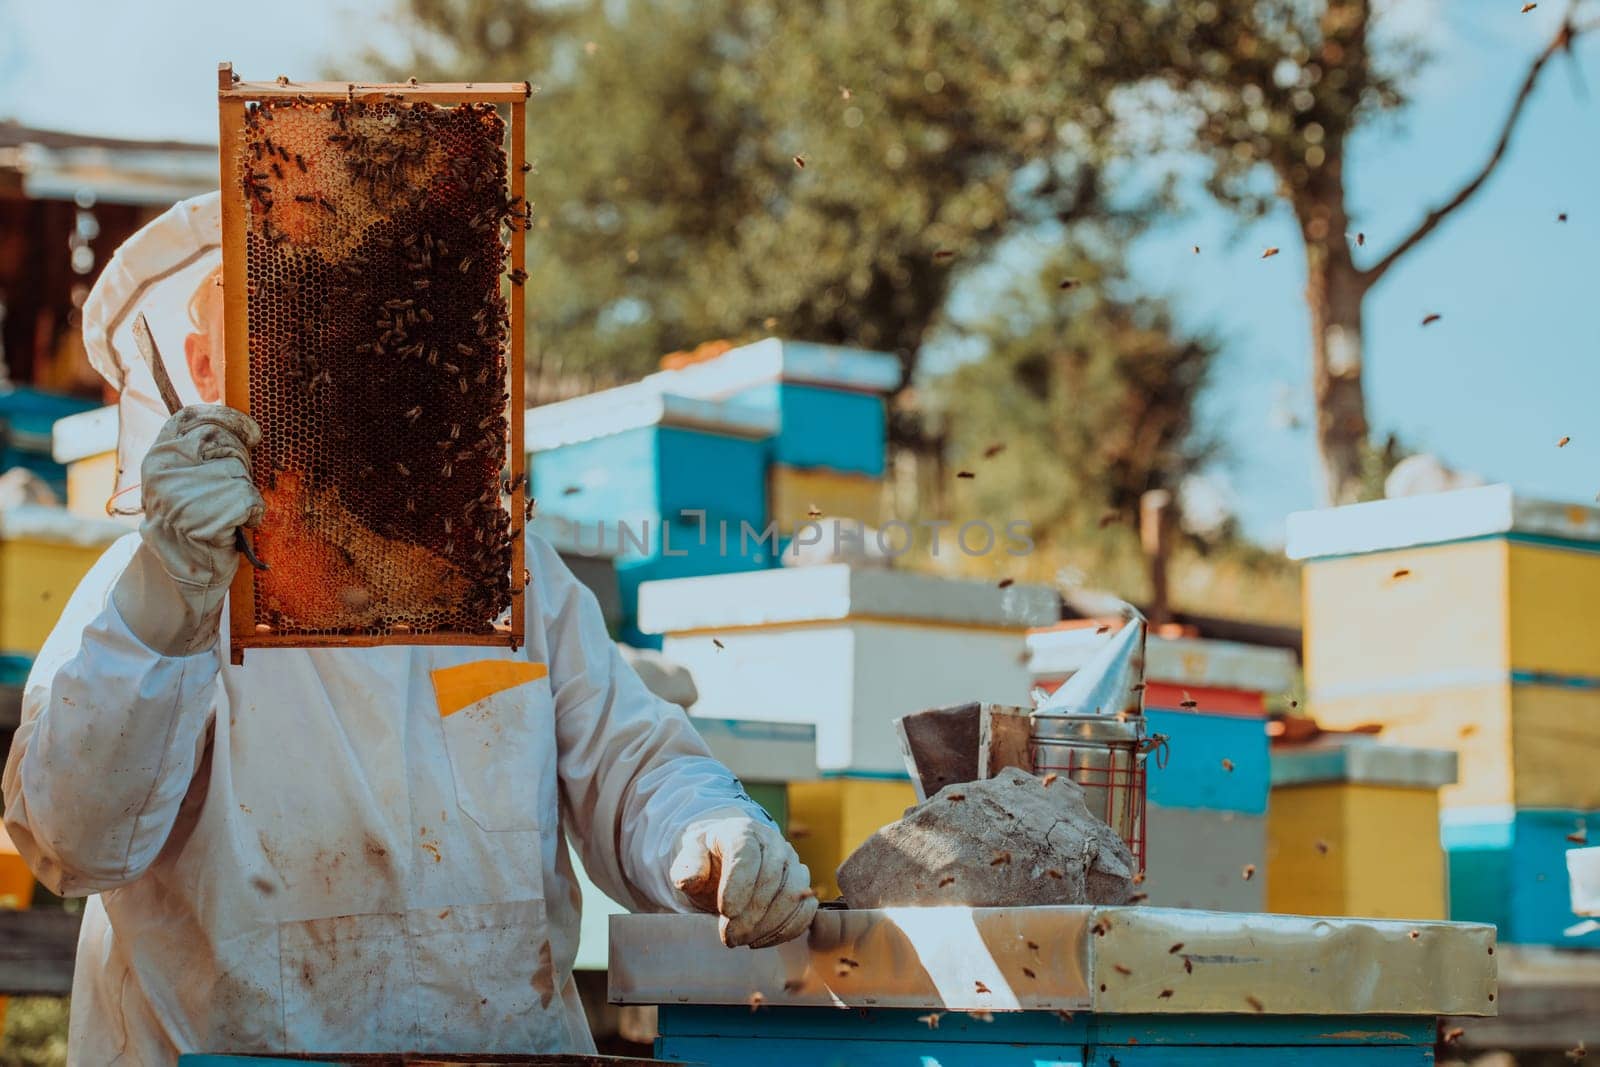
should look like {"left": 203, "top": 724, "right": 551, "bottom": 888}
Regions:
{"left": 238, "top": 98, "right": 516, "bottom": 637}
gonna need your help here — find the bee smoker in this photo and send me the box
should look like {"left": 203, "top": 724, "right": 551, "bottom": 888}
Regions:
{"left": 1028, "top": 610, "right": 1165, "bottom": 869}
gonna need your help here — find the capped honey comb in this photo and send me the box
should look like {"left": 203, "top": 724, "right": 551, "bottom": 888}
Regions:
{"left": 219, "top": 73, "right": 529, "bottom": 660}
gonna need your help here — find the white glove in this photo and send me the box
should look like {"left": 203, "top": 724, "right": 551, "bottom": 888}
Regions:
{"left": 670, "top": 813, "right": 818, "bottom": 949}
{"left": 111, "top": 407, "right": 264, "bottom": 656}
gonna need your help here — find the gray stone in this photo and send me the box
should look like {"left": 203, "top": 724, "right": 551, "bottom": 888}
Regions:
{"left": 836, "top": 766, "right": 1137, "bottom": 909}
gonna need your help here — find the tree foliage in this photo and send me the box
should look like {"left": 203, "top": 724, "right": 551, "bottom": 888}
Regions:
{"left": 361, "top": 0, "right": 1147, "bottom": 392}
{"left": 934, "top": 250, "right": 1219, "bottom": 552}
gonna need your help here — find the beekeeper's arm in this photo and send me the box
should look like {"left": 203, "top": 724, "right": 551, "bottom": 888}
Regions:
{"left": 540, "top": 536, "right": 816, "bottom": 948}
{"left": 1, "top": 409, "right": 262, "bottom": 896}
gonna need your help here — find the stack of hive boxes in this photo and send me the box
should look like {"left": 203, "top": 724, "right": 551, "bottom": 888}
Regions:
{"left": 1267, "top": 737, "right": 1457, "bottom": 919}
{"left": 1027, "top": 624, "right": 1296, "bottom": 911}
{"left": 527, "top": 386, "right": 777, "bottom": 646}
{"left": 525, "top": 339, "right": 901, "bottom": 644}
{"left": 638, "top": 564, "right": 1059, "bottom": 900}
{"left": 1288, "top": 484, "right": 1600, "bottom": 946}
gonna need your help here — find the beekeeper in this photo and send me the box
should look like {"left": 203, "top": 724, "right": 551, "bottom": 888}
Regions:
{"left": 1, "top": 193, "right": 816, "bottom": 1065}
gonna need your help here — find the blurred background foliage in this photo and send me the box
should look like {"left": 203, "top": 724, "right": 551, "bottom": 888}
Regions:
{"left": 358, "top": 0, "right": 1572, "bottom": 615}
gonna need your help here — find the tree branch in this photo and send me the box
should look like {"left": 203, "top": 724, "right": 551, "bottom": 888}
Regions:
{"left": 1363, "top": 10, "right": 1596, "bottom": 286}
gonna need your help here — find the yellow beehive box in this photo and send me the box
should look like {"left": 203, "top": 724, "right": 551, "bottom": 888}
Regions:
{"left": 768, "top": 465, "right": 884, "bottom": 530}
{"left": 0, "top": 823, "right": 37, "bottom": 1034}
{"left": 1291, "top": 486, "right": 1600, "bottom": 690}
{"left": 1289, "top": 486, "right": 1600, "bottom": 812}
{"left": 0, "top": 506, "right": 127, "bottom": 657}
{"left": 787, "top": 777, "right": 917, "bottom": 901}
{"left": 51, "top": 404, "right": 125, "bottom": 522}
{"left": 1266, "top": 741, "right": 1456, "bottom": 920}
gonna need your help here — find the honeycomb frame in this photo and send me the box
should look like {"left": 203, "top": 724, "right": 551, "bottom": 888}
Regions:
{"left": 217, "top": 64, "right": 531, "bottom": 664}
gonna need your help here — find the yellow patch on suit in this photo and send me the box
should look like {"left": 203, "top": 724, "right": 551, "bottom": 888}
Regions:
{"left": 432, "top": 660, "right": 548, "bottom": 717}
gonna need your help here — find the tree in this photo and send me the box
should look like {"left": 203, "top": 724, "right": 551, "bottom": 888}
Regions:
{"left": 933, "top": 250, "right": 1219, "bottom": 581}
{"left": 360, "top": 0, "right": 1148, "bottom": 402}
{"left": 1102, "top": 1, "right": 1598, "bottom": 504}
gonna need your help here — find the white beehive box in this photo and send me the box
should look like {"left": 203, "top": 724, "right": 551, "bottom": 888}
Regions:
{"left": 637, "top": 564, "right": 1058, "bottom": 774}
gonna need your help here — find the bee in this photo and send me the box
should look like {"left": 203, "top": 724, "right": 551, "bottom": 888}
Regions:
{"left": 1558, "top": 212, "right": 1569, "bottom": 223}
{"left": 955, "top": 470, "right": 975, "bottom": 479}
{"left": 1058, "top": 278, "right": 1081, "bottom": 290}
{"left": 974, "top": 980, "right": 992, "bottom": 994}
{"left": 1184, "top": 957, "right": 1193, "bottom": 974}
{"left": 1568, "top": 825, "right": 1588, "bottom": 845}
{"left": 1391, "top": 567, "right": 1412, "bottom": 580}
{"left": 1559, "top": 435, "right": 1572, "bottom": 447}
{"left": 1421, "top": 313, "right": 1441, "bottom": 326}
{"left": 1261, "top": 247, "right": 1280, "bottom": 259}
{"left": 933, "top": 249, "right": 955, "bottom": 261}
{"left": 746, "top": 991, "right": 764, "bottom": 1012}
{"left": 295, "top": 154, "right": 307, "bottom": 173}
{"left": 508, "top": 268, "right": 528, "bottom": 285}
{"left": 1221, "top": 759, "right": 1235, "bottom": 773}
{"left": 1091, "top": 918, "right": 1110, "bottom": 937}
{"left": 983, "top": 442, "right": 1006, "bottom": 458}
{"left": 1356, "top": 232, "right": 1366, "bottom": 246}
{"left": 1158, "top": 989, "right": 1174, "bottom": 999}
{"left": 997, "top": 578, "right": 1015, "bottom": 589}
{"left": 1113, "top": 964, "right": 1132, "bottom": 976}
{"left": 1045, "top": 868, "right": 1063, "bottom": 880}
{"left": 917, "top": 1013, "right": 941, "bottom": 1030}
{"left": 271, "top": 161, "right": 285, "bottom": 180}
{"left": 1315, "top": 839, "right": 1330, "bottom": 855}
{"left": 1246, "top": 996, "right": 1265, "bottom": 1013}
{"left": 1180, "top": 693, "right": 1198, "bottom": 709}
{"left": 405, "top": 406, "right": 422, "bottom": 422}
{"left": 395, "top": 461, "right": 411, "bottom": 477}
{"left": 1521, "top": 1, "right": 1536, "bottom": 10}
{"left": 276, "top": 74, "right": 290, "bottom": 86}
{"left": 1129, "top": 892, "right": 1149, "bottom": 903}
{"left": 793, "top": 155, "right": 807, "bottom": 169}
{"left": 1097, "top": 624, "right": 1112, "bottom": 635}
{"left": 1168, "top": 942, "right": 1184, "bottom": 954}
{"left": 1242, "top": 864, "right": 1257, "bottom": 881}
{"left": 295, "top": 194, "right": 316, "bottom": 203}
{"left": 1098, "top": 511, "right": 1120, "bottom": 528}
{"left": 1408, "top": 929, "right": 1420, "bottom": 941}
{"left": 1442, "top": 1027, "right": 1464, "bottom": 1043}
{"left": 990, "top": 851, "right": 1011, "bottom": 867}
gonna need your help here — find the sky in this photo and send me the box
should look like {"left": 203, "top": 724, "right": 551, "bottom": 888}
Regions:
{"left": 2, "top": 0, "right": 1597, "bottom": 543}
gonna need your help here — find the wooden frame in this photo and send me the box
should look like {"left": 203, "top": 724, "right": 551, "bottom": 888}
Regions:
{"left": 217, "top": 63, "right": 531, "bottom": 664}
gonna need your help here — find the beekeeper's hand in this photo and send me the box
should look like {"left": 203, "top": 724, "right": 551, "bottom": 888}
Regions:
{"left": 671, "top": 813, "right": 818, "bottom": 949}
{"left": 111, "top": 407, "right": 264, "bottom": 656}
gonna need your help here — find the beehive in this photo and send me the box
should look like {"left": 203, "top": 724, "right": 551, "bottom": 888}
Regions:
{"left": 216, "top": 67, "right": 530, "bottom": 661}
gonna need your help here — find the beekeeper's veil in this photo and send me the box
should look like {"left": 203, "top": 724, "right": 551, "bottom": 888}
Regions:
{"left": 81, "top": 191, "right": 221, "bottom": 516}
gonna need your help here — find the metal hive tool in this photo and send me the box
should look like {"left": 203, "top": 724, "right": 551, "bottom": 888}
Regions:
{"left": 216, "top": 64, "right": 532, "bottom": 663}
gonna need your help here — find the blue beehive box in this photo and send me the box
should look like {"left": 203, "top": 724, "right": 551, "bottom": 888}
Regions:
{"left": 527, "top": 386, "right": 778, "bottom": 645}
{"left": 642, "top": 338, "right": 901, "bottom": 478}
{"left": 1443, "top": 808, "right": 1600, "bottom": 946}
{"left": 0, "top": 386, "right": 101, "bottom": 498}
{"left": 1144, "top": 708, "right": 1271, "bottom": 814}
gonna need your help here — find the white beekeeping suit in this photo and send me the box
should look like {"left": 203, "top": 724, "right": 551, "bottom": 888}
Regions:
{"left": 2, "top": 193, "right": 814, "bottom": 1065}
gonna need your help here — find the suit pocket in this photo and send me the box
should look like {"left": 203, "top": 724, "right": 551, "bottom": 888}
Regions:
{"left": 410, "top": 898, "right": 570, "bottom": 1052}
{"left": 437, "top": 673, "right": 553, "bottom": 833}
{"left": 278, "top": 912, "right": 418, "bottom": 1052}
